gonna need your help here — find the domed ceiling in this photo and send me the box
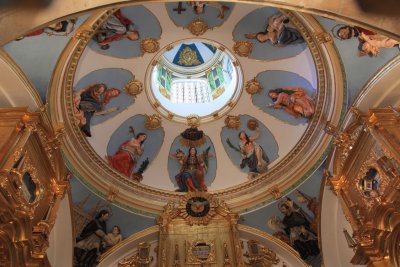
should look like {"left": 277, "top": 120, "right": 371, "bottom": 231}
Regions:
{"left": 45, "top": 2, "right": 346, "bottom": 214}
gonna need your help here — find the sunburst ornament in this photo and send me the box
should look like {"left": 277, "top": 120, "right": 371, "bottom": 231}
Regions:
{"left": 233, "top": 41, "right": 253, "bottom": 57}
{"left": 178, "top": 192, "right": 217, "bottom": 225}
{"left": 188, "top": 18, "right": 209, "bottom": 36}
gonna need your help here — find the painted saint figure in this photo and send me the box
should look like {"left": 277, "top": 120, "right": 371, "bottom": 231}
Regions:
{"left": 245, "top": 14, "right": 304, "bottom": 47}
{"left": 268, "top": 88, "right": 315, "bottom": 118}
{"left": 174, "top": 147, "right": 209, "bottom": 192}
{"left": 94, "top": 9, "right": 139, "bottom": 50}
{"left": 189, "top": 1, "right": 230, "bottom": 19}
{"left": 334, "top": 24, "right": 399, "bottom": 57}
{"left": 74, "top": 210, "right": 110, "bottom": 267}
{"left": 238, "top": 128, "right": 269, "bottom": 174}
{"left": 73, "top": 83, "right": 120, "bottom": 137}
{"left": 16, "top": 19, "right": 76, "bottom": 40}
{"left": 107, "top": 133, "right": 147, "bottom": 179}
{"left": 269, "top": 199, "right": 320, "bottom": 260}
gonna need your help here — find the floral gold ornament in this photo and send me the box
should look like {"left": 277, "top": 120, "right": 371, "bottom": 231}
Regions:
{"left": 144, "top": 114, "right": 162, "bottom": 130}
{"left": 224, "top": 115, "right": 240, "bottom": 129}
{"left": 178, "top": 47, "right": 201, "bottom": 66}
{"left": 124, "top": 79, "right": 143, "bottom": 97}
{"left": 188, "top": 18, "right": 209, "bottom": 36}
{"left": 233, "top": 41, "right": 253, "bottom": 57}
{"left": 140, "top": 38, "right": 160, "bottom": 53}
{"left": 245, "top": 78, "right": 262, "bottom": 95}
{"left": 186, "top": 114, "right": 200, "bottom": 128}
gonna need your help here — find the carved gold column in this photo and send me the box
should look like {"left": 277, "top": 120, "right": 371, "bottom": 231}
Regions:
{"left": 328, "top": 106, "right": 400, "bottom": 266}
{"left": 0, "top": 107, "right": 68, "bottom": 267}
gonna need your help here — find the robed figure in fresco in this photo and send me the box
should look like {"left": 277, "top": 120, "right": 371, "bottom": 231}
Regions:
{"left": 107, "top": 132, "right": 147, "bottom": 179}
{"left": 73, "top": 83, "right": 120, "bottom": 137}
{"left": 238, "top": 127, "right": 269, "bottom": 174}
{"left": 173, "top": 147, "right": 211, "bottom": 192}
{"left": 74, "top": 210, "right": 110, "bottom": 267}
{"left": 268, "top": 88, "right": 315, "bottom": 118}
{"left": 268, "top": 198, "right": 320, "bottom": 260}
{"left": 246, "top": 14, "right": 304, "bottom": 47}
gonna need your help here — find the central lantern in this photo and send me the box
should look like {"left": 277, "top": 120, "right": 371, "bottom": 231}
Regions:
{"left": 146, "top": 39, "right": 243, "bottom": 123}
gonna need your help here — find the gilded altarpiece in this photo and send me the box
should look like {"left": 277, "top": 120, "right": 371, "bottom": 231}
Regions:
{"left": 157, "top": 192, "right": 245, "bottom": 266}
{"left": 0, "top": 108, "right": 68, "bottom": 267}
{"left": 329, "top": 107, "right": 400, "bottom": 267}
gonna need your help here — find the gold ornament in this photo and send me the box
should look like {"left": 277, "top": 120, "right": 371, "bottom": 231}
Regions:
{"left": 224, "top": 115, "right": 240, "bottom": 129}
{"left": 233, "top": 41, "right": 253, "bottom": 57}
{"left": 140, "top": 38, "right": 160, "bottom": 53}
{"left": 187, "top": 114, "right": 200, "bottom": 128}
{"left": 124, "top": 79, "right": 143, "bottom": 97}
{"left": 144, "top": 114, "right": 162, "bottom": 130}
{"left": 178, "top": 47, "right": 201, "bottom": 66}
{"left": 245, "top": 78, "right": 262, "bottom": 95}
{"left": 188, "top": 18, "right": 209, "bottom": 36}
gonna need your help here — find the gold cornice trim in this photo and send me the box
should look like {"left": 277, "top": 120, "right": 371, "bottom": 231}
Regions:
{"left": 48, "top": 10, "right": 344, "bottom": 215}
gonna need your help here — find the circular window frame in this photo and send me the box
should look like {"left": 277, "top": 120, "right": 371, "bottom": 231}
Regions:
{"left": 145, "top": 38, "right": 243, "bottom": 124}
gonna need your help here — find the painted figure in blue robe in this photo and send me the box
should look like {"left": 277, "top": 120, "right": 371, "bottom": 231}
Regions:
{"left": 73, "top": 83, "right": 120, "bottom": 137}
{"left": 246, "top": 14, "right": 304, "bottom": 47}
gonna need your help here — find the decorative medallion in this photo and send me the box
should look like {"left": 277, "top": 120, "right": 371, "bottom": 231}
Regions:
{"left": 124, "top": 79, "right": 143, "bottom": 96}
{"left": 186, "top": 115, "right": 200, "bottom": 128}
{"left": 140, "top": 38, "right": 160, "bottom": 53}
{"left": 188, "top": 18, "right": 209, "bottom": 36}
{"left": 144, "top": 114, "right": 162, "bottom": 130}
{"left": 224, "top": 115, "right": 240, "bottom": 129}
{"left": 178, "top": 47, "right": 202, "bottom": 66}
{"left": 177, "top": 192, "right": 217, "bottom": 225}
{"left": 245, "top": 78, "right": 262, "bottom": 95}
{"left": 233, "top": 41, "right": 253, "bottom": 57}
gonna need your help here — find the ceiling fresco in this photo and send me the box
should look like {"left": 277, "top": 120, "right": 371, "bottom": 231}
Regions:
{"left": 1, "top": 2, "right": 399, "bottom": 267}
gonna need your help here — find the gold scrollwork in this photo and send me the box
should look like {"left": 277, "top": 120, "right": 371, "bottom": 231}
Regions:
{"left": 124, "top": 80, "right": 143, "bottom": 97}
{"left": 224, "top": 115, "right": 240, "bottom": 129}
{"left": 244, "top": 240, "right": 280, "bottom": 267}
{"left": 186, "top": 239, "right": 216, "bottom": 265}
{"left": 233, "top": 41, "right": 253, "bottom": 57}
{"left": 144, "top": 114, "right": 162, "bottom": 130}
{"left": 245, "top": 78, "right": 263, "bottom": 95}
{"left": 118, "top": 242, "right": 153, "bottom": 267}
{"left": 140, "top": 38, "right": 160, "bottom": 53}
{"left": 186, "top": 115, "right": 200, "bottom": 128}
{"left": 188, "top": 18, "right": 209, "bottom": 36}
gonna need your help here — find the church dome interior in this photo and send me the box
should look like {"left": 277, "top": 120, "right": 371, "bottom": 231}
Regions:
{"left": 0, "top": 1, "right": 399, "bottom": 267}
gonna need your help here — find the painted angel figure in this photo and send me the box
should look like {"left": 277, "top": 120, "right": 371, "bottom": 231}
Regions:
{"left": 268, "top": 87, "right": 315, "bottom": 118}
{"left": 171, "top": 146, "right": 212, "bottom": 192}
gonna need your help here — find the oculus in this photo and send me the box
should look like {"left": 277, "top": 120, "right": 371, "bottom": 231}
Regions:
{"left": 146, "top": 39, "right": 243, "bottom": 123}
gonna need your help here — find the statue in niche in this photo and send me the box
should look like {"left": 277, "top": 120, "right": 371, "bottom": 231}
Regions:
{"left": 74, "top": 210, "right": 111, "bottom": 267}
{"left": 227, "top": 121, "right": 269, "bottom": 176}
{"left": 73, "top": 83, "right": 120, "bottom": 137}
{"left": 188, "top": 1, "right": 230, "bottom": 19}
{"left": 268, "top": 198, "right": 320, "bottom": 261}
{"left": 16, "top": 18, "right": 77, "bottom": 40}
{"left": 94, "top": 9, "right": 140, "bottom": 50}
{"left": 172, "top": 146, "right": 212, "bottom": 192}
{"left": 245, "top": 14, "right": 304, "bottom": 47}
{"left": 107, "top": 128, "right": 149, "bottom": 182}
{"left": 333, "top": 24, "right": 399, "bottom": 57}
{"left": 268, "top": 87, "right": 315, "bottom": 118}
